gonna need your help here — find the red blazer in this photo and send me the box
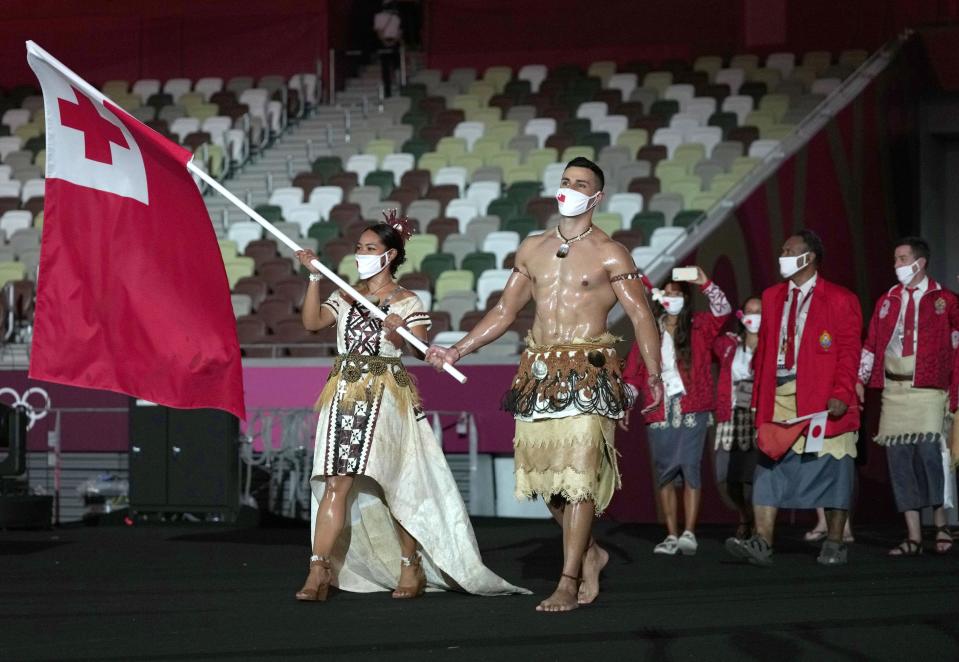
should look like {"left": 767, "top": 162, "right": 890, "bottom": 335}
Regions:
{"left": 624, "top": 287, "right": 731, "bottom": 423}
{"left": 861, "top": 279, "right": 959, "bottom": 411}
{"left": 752, "top": 276, "right": 862, "bottom": 437}
{"left": 713, "top": 332, "right": 740, "bottom": 424}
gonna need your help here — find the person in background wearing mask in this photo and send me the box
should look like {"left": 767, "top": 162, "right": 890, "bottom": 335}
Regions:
{"left": 713, "top": 296, "right": 762, "bottom": 543}
{"left": 858, "top": 237, "right": 959, "bottom": 556}
{"left": 726, "top": 230, "right": 862, "bottom": 567}
{"left": 424, "top": 157, "right": 663, "bottom": 612}
{"left": 623, "top": 268, "right": 732, "bottom": 555}
{"left": 292, "top": 213, "right": 528, "bottom": 602}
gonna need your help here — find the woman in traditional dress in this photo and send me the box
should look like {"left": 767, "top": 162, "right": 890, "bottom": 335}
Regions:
{"left": 623, "top": 267, "right": 731, "bottom": 556}
{"left": 293, "top": 214, "right": 527, "bottom": 601}
{"left": 713, "top": 297, "right": 761, "bottom": 542}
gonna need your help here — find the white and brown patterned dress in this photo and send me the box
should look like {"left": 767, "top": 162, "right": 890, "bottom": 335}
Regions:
{"left": 309, "top": 289, "right": 527, "bottom": 596}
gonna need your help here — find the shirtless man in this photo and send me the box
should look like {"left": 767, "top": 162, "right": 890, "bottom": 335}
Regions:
{"left": 425, "top": 157, "right": 663, "bottom": 612}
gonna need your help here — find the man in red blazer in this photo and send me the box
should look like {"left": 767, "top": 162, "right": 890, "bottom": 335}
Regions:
{"left": 858, "top": 237, "right": 959, "bottom": 556}
{"left": 726, "top": 230, "right": 862, "bottom": 566}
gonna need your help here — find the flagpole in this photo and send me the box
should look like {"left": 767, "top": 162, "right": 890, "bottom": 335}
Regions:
{"left": 186, "top": 161, "right": 468, "bottom": 384}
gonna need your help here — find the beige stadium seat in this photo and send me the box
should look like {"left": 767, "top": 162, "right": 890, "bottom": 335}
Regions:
{"left": 517, "top": 64, "right": 548, "bottom": 93}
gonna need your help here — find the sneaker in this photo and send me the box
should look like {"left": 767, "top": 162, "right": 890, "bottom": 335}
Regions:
{"left": 654, "top": 535, "right": 679, "bottom": 555}
{"left": 676, "top": 530, "right": 698, "bottom": 556}
{"left": 725, "top": 534, "right": 773, "bottom": 567}
{"left": 817, "top": 540, "right": 848, "bottom": 566}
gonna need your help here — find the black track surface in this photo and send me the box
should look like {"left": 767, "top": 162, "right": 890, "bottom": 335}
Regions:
{"left": 2, "top": 518, "right": 958, "bottom": 661}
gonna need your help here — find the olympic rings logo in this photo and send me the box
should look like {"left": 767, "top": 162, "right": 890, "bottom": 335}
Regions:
{"left": 0, "top": 387, "right": 51, "bottom": 431}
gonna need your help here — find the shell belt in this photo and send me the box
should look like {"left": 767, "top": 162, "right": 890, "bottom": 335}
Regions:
{"left": 330, "top": 354, "right": 412, "bottom": 388}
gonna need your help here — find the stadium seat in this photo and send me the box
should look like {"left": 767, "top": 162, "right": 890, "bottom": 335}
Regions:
{"left": 523, "top": 118, "right": 557, "bottom": 149}
{"left": 420, "top": 253, "right": 457, "bottom": 284}
{"left": 482, "top": 231, "right": 520, "bottom": 268}
{"left": 722, "top": 95, "right": 754, "bottom": 124}
{"left": 606, "top": 193, "right": 643, "bottom": 230}
{"left": 434, "top": 269, "right": 475, "bottom": 301}
{"left": 649, "top": 192, "right": 684, "bottom": 225}
{"left": 346, "top": 154, "right": 378, "bottom": 185}
{"left": 228, "top": 222, "right": 264, "bottom": 252}
{"left": 650, "top": 226, "right": 687, "bottom": 250}
{"left": 748, "top": 140, "right": 780, "bottom": 159}
{"left": 453, "top": 121, "right": 485, "bottom": 150}
{"left": 476, "top": 268, "right": 512, "bottom": 308}
{"left": 434, "top": 166, "right": 468, "bottom": 196}
{"left": 445, "top": 199, "right": 480, "bottom": 233}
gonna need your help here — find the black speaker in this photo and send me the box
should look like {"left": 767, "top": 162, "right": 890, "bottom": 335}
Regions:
{"left": 128, "top": 401, "right": 240, "bottom": 518}
{"left": 0, "top": 401, "right": 28, "bottom": 477}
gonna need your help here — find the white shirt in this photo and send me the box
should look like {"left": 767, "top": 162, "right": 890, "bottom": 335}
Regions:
{"left": 885, "top": 276, "right": 927, "bottom": 358}
{"left": 660, "top": 326, "right": 686, "bottom": 398}
{"left": 776, "top": 272, "right": 818, "bottom": 377}
{"left": 731, "top": 343, "right": 755, "bottom": 382}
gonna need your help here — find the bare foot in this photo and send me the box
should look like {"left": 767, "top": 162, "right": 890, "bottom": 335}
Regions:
{"left": 535, "top": 577, "right": 579, "bottom": 613}
{"left": 578, "top": 544, "right": 609, "bottom": 605}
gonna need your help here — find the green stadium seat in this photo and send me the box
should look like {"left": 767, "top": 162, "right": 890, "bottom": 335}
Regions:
{"left": 312, "top": 156, "right": 343, "bottom": 180}
{"left": 420, "top": 253, "right": 457, "bottom": 284}
{"left": 631, "top": 211, "right": 666, "bottom": 238}
{"left": 254, "top": 204, "right": 283, "bottom": 222}
{"left": 460, "top": 252, "right": 497, "bottom": 283}
{"left": 487, "top": 197, "right": 518, "bottom": 221}
{"left": 673, "top": 209, "right": 706, "bottom": 228}
{"left": 364, "top": 170, "right": 395, "bottom": 198}
{"left": 503, "top": 216, "right": 536, "bottom": 238}
{"left": 307, "top": 222, "right": 341, "bottom": 248}
{"left": 506, "top": 182, "right": 542, "bottom": 209}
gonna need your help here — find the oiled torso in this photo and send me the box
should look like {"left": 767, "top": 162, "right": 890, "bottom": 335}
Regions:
{"left": 519, "top": 230, "right": 622, "bottom": 344}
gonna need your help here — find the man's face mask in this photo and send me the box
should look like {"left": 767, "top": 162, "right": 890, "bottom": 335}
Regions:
{"left": 895, "top": 259, "right": 921, "bottom": 286}
{"left": 556, "top": 187, "right": 601, "bottom": 217}
{"left": 779, "top": 251, "right": 811, "bottom": 279}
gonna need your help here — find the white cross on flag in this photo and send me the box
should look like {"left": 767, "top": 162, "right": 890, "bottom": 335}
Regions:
{"left": 26, "top": 41, "right": 245, "bottom": 419}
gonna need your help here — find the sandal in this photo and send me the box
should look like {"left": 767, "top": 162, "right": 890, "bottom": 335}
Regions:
{"left": 392, "top": 552, "right": 426, "bottom": 599}
{"left": 888, "top": 539, "right": 922, "bottom": 557}
{"left": 804, "top": 528, "right": 828, "bottom": 543}
{"left": 934, "top": 526, "right": 953, "bottom": 555}
{"left": 295, "top": 554, "right": 332, "bottom": 601}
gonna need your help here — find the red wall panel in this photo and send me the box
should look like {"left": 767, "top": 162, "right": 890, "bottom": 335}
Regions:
{"left": 0, "top": 1, "right": 329, "bottom": 88}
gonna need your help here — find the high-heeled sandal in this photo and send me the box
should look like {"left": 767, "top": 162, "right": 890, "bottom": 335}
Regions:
{"left": 934, "top": 525, "right": 953, "bottom": 555}
{"left": 392, "top": 552, "right": 426, "bottom": 599}
{"left": 295, "top": 554, "right": 332, "bottom": 602}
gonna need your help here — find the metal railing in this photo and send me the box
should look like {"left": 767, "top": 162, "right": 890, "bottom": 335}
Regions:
{"left": 241, "top": 407, "right": 482, "bottom": 518}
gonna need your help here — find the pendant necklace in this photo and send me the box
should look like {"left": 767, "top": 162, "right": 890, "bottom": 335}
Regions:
{"left": 555, "top": 224, "right": 593, "bottom": 258}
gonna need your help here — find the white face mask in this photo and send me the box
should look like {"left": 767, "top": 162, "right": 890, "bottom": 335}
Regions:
{"left": 779, "top": 251, "right": 810, "bottom": 279}
{"left": 556, "top": 187, "right": 601, "bottom": 217}
{"left": 895, "top": 259, "right": 921, "bottom": 286}
{"left": 356, "top": 251, "right": 392, "bottom": 279}
{"left": 741, "top": 313, "right": 761, "bottom": 333}
{"left": 661, "top": 296, "right": 685, "bottom": 316}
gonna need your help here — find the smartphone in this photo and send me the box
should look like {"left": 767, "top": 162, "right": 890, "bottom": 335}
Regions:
{"left": 672, "top": 267, "right": 698, "bottom": 282}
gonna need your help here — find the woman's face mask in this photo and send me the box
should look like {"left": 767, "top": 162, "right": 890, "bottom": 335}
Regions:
{"left": 661, "top": 296, "right": 685, "bottom": 316}
{"left": 556, "top": 187, "right": 601, "bottom": 217}
{"left": 741, "top": 313, "right": 761, "bottom": 333}
{"left": 356, "top": 251, "right": 392, "bottom": 279}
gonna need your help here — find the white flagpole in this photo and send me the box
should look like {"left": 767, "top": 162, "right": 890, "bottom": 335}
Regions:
{"left": 187, "top": 161, "right": 467, "bottom": 384}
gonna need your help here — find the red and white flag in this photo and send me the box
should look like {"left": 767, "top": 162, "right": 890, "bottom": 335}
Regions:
{"left": 25, "top": 41, "right": 245, "bottom": 419}
{"left": 757, "top": 410, "right": 829, "bottom": 460}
